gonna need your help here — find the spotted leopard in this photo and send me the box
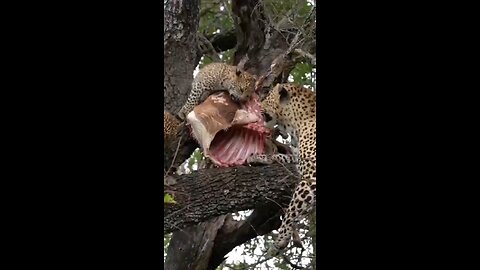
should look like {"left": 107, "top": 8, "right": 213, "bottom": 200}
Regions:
{"left": 248, "top": 83, "right": 316, "bottom": 254}
{"left": 177, "top": 62, "right": 256, "bottom": 120}
{"left": 164, "top": 110, "right": 181, "bottom": 144}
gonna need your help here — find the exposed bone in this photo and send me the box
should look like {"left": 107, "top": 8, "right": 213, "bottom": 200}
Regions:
{"left": 186, "top": 91, "right": 270, "bottom": 167}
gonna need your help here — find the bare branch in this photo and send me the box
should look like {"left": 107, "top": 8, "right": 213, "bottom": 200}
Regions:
{"left": 254, "top": 3, "right": 316, "bottom": 90}
{"left": 293, "top": 48, "right": 316, "bottom": 66}
{"left": 197, "top": 33, "right": 221, "bottom": 61}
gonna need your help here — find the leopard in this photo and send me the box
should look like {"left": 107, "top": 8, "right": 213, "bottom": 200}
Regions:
{"left": 247, "top": 83, "right": 316, "bottom": 255}
{"left": 164, "top": 110, "right": 181, "bottom": 144}
{"left": 177, "top": 62, "right": 256, "bottom": 120}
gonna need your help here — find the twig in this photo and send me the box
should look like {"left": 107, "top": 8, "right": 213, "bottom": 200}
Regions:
{"left": 264, "top": 195, "right": 287, "bottom": 210}
{"left": 275, "top": 159, "right": 299, "bottom": 178}
{"left": 197, "top": 33, "right": 221, "bottom": 61}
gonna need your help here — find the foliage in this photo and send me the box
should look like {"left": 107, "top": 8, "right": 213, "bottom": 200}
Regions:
{"left": 201, "top": 48, "right": 235, "bottom": 67}
{"left": 263, "top": 0, "right": 315, "bottom": 28}
{"left": 199, "top": 0, "right": 234, "bottom": 36}
{"left": 289, "top": 61, "right": 316, "bottom": 89}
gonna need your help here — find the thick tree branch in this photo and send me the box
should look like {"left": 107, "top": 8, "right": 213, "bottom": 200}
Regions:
{"left": 164, "top": 0, "right": 200, "bottom": 114}
{"left": 231, "top": 0, "right": 276, "bottom": 72}
{"left": 208, "top": 206, "right": 283, "bottom": 269}
{"left": 163, "top": 0, "right": 201, "bottom": 172}
{"left": 164, "top": 163, "right": 299, "bottom": 234}
{"left": 165, "top": 215, "right": 227, "bottom": 270}
{"left": 230, "top": 0, "right": 315, "bottom": 89}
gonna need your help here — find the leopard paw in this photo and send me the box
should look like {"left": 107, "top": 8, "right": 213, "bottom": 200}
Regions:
{"left": 246, "top": 154, "right": 273, "bottom": 165}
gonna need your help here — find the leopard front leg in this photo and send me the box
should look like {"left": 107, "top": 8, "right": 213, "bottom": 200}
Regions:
{"left": 178, "top": 97, "right": 197, "bottom": 121}
{"left": 247, "top": 153, "right": 299, "bottom": 165}
{"left": 268, "top": 179, "right": 316, "bottom": 255}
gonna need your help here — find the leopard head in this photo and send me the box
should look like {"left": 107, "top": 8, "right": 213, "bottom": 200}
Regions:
{"left": 233, "top": 67, "right": 256, "bottom": 102}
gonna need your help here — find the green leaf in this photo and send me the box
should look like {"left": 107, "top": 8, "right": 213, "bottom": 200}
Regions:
{"left": 164, "top": 193, "right": 176, "bottom": 204}
{"left": 200, "top": 56, "right": 213, "bottom": 68}
{"left": 290, "top": 61, "right": 315, "bottom": 87}
{"left": 193, "top": 148, "right": 203, "bottom": 162}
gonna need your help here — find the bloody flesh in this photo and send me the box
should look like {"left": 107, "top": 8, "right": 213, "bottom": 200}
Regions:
{"left": 186, "top": 91, "right": 270, "bottom": 167}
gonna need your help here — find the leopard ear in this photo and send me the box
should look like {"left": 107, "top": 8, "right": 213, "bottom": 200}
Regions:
{"left": 278, "top": 85, "right": 290, "bottom": 105}
{"left": 235, "top": 67, "right": 242, "bottom": 76}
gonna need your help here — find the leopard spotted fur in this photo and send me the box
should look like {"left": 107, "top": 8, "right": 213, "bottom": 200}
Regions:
{"left": 177, "top": 62, "right": 256, "bottom": 120}
{"left": 248, "top": 83, "right": 316, "bottom": 254}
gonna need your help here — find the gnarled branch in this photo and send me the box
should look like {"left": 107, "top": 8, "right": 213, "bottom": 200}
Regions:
{"left": 164, "top": 163, "right": 299, "bottom": 234}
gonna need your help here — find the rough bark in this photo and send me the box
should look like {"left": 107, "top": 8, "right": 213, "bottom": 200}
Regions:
{"left": 163, "top": 3, "right": 208, "bottom": 269}
{"left": 209, "top": 206, "right": 283, "bottom": 270}
{"left": 164, "top": 0, "right": 201, "bottom": 114}
{"left": 163, "top": 123, "right": 198, "bottom": 173}
{"left": 163, "top": 0, "right": 201, "bottom": 171}
{"left": 231, "top": 0, "right": 290, "bottom": 76}
{"left": 165, "top": 163, "right": 299, "bottom": 233}
{"left": 165, "top": 215, "right": 227, "bottom": 270}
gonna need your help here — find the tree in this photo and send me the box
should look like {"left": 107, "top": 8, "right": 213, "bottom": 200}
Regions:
{"left": 164, "top": 0, "right": 316, "bottom": 269}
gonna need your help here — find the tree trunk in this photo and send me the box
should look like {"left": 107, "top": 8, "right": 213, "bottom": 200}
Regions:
{"left": 163, "top": 0, "right": 201, "bottom": 171}
{"left": 164, "top": 0, "right": 200, "bottom": 114}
